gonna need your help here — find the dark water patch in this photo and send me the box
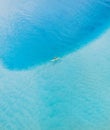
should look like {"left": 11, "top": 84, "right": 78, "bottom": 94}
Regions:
{"left": 0, "top": 0, "right": 110, "bottom": 70}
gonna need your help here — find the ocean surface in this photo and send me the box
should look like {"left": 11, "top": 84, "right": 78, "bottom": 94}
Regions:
{"left": 0, "top": 0, "right": 110, "bottom": 70}
{"left": 0, "top": 0, "right": 110, "bottom": 130}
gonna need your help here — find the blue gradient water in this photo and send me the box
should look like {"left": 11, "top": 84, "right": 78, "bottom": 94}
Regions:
{"left": 0, "top": 0, "right": 110, "bottom": 69}
{"left": 0, "top": 0, "right": 110, "bottom": 130}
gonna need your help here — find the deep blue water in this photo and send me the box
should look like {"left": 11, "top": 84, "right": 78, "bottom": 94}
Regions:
{"left": 0, "top": 0, "right": 110, "bottom": 130}
{"left": 0, "top": 0, "right": 110, "bottom": 70}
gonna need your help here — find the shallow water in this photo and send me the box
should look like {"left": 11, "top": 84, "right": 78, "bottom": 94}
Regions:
{"left": 0, "top": 0, "right": 110, "bottom": 130}
{"left": 0, "top": 29, "right": 110, "bottom": 130}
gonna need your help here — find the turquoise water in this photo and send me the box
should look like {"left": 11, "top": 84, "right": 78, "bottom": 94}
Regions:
{"left": 0, "top": 0, "right": 110, "bottom": 70}
{"left": 0, "top": 0, "right": 110, "bottom": 130}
